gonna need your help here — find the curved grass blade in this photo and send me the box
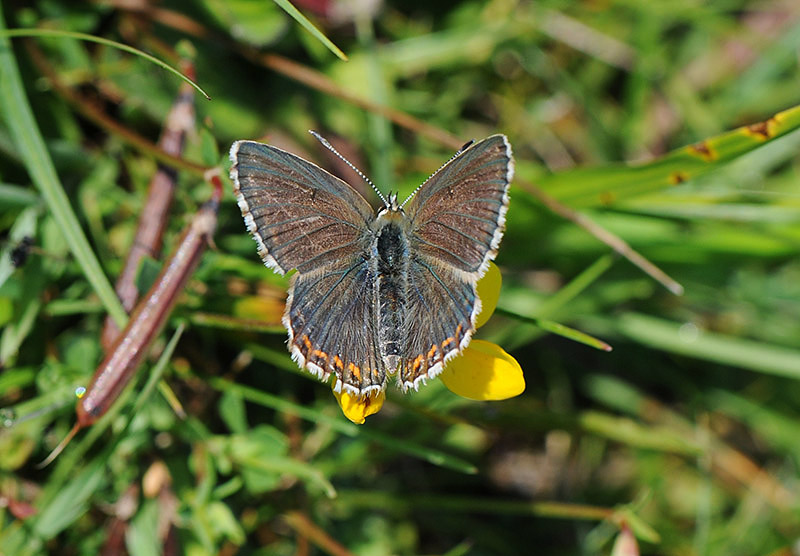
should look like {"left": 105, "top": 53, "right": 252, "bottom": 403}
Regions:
{"left": 497, "top": 308, "right": 613, "bottom": 352}
{"left": 272, "top": 0, "right": 348, "bottom": 61}
{"left": 540, "top": 104, "right": 800, "bottom": 206}
{"left": 0, "top": 28, "right": 209, "bottom": 100}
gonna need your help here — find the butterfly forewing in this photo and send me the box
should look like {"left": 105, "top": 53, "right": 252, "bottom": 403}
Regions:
{"left": 405, "top": 135, "right": 513, "bottom": 276}
{"left": 231, "top": 141, "right": 374, "bottom": 275}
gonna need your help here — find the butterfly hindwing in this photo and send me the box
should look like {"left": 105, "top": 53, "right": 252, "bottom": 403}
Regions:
{"left": 286, "top": 258, "right": 387, "bottom": 394}
{"left": 399, "top": 257, "right": 477, "bottom": 390}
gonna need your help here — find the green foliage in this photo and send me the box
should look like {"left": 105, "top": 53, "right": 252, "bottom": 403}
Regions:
{"left": 1, "top": 1, "right": 799, "bottom": 554}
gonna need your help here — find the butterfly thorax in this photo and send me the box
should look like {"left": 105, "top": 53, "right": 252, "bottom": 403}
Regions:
{"left": 372, "top": 207, "right": 409, "bottom": 373}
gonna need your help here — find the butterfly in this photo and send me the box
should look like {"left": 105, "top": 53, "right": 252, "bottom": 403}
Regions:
{"left": 230, "top": 132, "right": 513, "bottom": 396}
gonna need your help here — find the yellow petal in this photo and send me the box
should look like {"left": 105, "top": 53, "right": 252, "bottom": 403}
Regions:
{"left": 439, "top": 339, "right": 524, "bottom": 401}
{"left": 232, "top": 295, "right": 284, "bottom": 325}
{"left": 474, "top": 261, "right": 502, "bottom": 329}
{"left": 331, "top": 380, "right": 386, "bottom": 424}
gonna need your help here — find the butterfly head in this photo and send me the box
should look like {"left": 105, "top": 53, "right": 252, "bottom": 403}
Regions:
{"left": 377, "top": 192, "right": 404, "bottom": 218}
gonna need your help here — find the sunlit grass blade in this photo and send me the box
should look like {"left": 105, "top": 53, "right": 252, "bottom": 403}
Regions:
{"left": 540, "top": 104, "right": 800, "bottom": 206}
{"left": 0, "top": 28, "right": 209, "bottom": 99}
{"left": 578, "top": 410, "right": 700, "bottom": 455}
{"left": 233, "top": 454, "right": 336, "bottom": 498}
{"left": 534, "top": 253, "right": 616, "bottom": 318}
{"left": 0, "top": 15, "right": 127, "bottom": 328}
{"left": 272, "top": 0, "right": 348, "bottom": 61}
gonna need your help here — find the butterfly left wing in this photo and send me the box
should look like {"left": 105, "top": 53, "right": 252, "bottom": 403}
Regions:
{"left": 230, "top": 140, "right": 375, "bottom": 275}
{"left": 231, "top": 140, "right": 388, "bottom": 393}
{"left": 399, "top": 135, "right": 513, "bottom": 390}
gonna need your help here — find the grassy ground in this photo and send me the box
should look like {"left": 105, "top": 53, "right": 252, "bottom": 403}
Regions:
{"left": 1, "top": 1, "right": 800, "bottom": 554}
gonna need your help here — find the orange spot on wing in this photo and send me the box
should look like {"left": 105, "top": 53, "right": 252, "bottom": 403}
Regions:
{"left": 302, "top": 335, "right": 313, "bottom": 350}
{"left": 312, "top": 349, "right": 328, "bottom": 360}
{"left": 348, "top": 363, "right": 361, "bottom": 380}
{"left": 333, "top": 355, "right": 344, "bottom": 370}
{"left": 428, "top": 344, "right": 438, "bottom": 360}
{"left": 411, "top": 355, "right": 424, "bottom": 372}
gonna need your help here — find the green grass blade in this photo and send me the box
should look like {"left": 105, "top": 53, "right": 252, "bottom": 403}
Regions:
{"left": 615, "top": 312, "right": 800, "bottom": 380}
{"left": 272, "top": 0, "right": 348, "bottom": 61}
{"left": 497, "top": 308, "right": 613, "bottom": 351}
{"left": 0, "top": 182, "right": 40, "bottom": 207}
{"left": 208, "top": 377, "right": 478, "bottom": 474}
{"left": 0, "top": 28, "right": 209, "bottom": 99}
{"left": 0, "top": 15, "right": 128, "bottom": 327}
{"left": 540, "top": 104, "right": 800, "bottom": 206}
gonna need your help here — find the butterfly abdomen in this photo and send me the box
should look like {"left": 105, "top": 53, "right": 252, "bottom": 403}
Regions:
{"left": 374, "top": 219, "right": 408, "bottom": 372}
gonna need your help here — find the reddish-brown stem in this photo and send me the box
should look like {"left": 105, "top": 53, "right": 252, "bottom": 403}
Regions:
{"left": 102, "top": 65, "right": 197, "bottom": 349}
{"left": 77, "top": 180, "right": 219, "bottom": 427}
{"left": 282, "top": 511, "right": 357, "bottom": 556}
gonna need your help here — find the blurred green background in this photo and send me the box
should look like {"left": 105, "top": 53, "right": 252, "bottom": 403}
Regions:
{"left": 1, "top": 0, "right": 800, "bottom": 554}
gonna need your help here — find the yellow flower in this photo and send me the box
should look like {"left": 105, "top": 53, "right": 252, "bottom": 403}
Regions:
{"left": 332, "top": 261, "right": 524, "bottom": 422}
{"left": 440, "top": 262, "right": 525, "bottom": 400}
{"left": 438, "top": 339, "right": 525, "bottom": 400}
{"left": 474, "top": 260, "right": 502, "bottom": 328}
{"left": 332, "top": 380, "right": 386, "bottom": 424}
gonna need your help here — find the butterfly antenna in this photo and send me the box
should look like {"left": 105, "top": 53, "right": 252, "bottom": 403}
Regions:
{"left": 309, "top": 130, "right": 389, "bottom": 208}
{"left": 399, "top": 139, "right": 475, "bottom": 209}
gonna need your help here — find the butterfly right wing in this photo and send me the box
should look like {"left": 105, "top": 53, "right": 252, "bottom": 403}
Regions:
{"left": 398, "top": 135, "right": 513, "bottom": 391}
{"left": 230, "top": 140, "right": 375, "bottom": 275}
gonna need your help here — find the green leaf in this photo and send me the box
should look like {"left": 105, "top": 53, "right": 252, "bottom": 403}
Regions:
{"left": 539, "top": 105, "right": 800, "bottom": 207}
{"left": 0, "top": 17, "right": 128, "bottom": 328}
{"left": 202, "top": 0, "right": 288, "bottom": 48}
{"left": 33, "top": 457, "right": 107, "bottom": 539}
